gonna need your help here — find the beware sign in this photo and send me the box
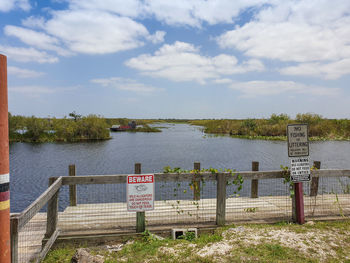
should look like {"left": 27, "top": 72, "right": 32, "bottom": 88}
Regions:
{"left": 287, "top": 124, "right": 309, "bottom": 157}
{"left": 127, "top": 174, "right": 154, "bottom": 212}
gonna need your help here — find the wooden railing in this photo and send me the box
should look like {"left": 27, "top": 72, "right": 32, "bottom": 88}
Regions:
{"left": 10, "top": 177, "right": 62, "bottom": 263}
{"left": 10, "top": 161, "right": 350, "bottom": 262}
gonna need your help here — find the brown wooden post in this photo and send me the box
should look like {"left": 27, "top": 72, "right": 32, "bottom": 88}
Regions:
{"left": 135, "top": 163, "right": 145, "bottom": 232}
{"left": 45, "top": 177, "right": 59, "bottom": 239}
{"left": 216, "top": 173, "right": 226, "bottom": 226}
{"left": 251, "top": 161, "right": 259, "bottom": 198}
{"left": 295, "top": 182, "right": 305, "bottom": 224}
{"left": 292, "top": 184, "right": 296, "bottom": 222}
{"left": 310, "top": 161, "right": 321, "bottom": 196}
{"left": 10, "top": 216, "right": 18, "bottom": 263}
{"left": 0, "top": 54, "right": 11, "bottom": 263}
{"left": 193, "top": 162, "right": 201, "bottom": 200}
{"left": 69, "top": 164, "right": 77, "bottom": 206}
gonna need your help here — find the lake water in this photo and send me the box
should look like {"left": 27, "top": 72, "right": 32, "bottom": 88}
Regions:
{"left": 9, "top": 123, "right": 350, "bottom": 212}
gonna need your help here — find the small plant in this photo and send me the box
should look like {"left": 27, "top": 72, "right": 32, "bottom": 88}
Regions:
{"left": 184, "top": 231, "right": 196, "bottom": 241}
{"left": 244, "top": 207, "right": 258, "bottom": 213}
{"left": 142, "top": 229, "right": 158, "bottom": 242}
{"left": 280, "top": 165, "right": 294, "bottom": 197}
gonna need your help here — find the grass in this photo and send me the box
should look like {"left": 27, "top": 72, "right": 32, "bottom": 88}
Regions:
{"left": 43, "top": 220, "right": 350, "bottom": 263}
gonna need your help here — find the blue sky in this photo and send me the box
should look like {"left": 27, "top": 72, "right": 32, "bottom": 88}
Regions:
{"left": 1, "top": 0, "right": 350, "bottom": 119}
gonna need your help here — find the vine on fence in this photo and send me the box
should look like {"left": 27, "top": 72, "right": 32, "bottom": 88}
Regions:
{"left": 162, "top": 166, "right": 244, "bottom": 217}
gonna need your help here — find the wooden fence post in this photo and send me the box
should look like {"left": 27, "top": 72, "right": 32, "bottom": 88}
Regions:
{"left": 295, "top": 182, "right": 305, "bottom": 224}
{"left": 44, "top": 177, "right": 59, "bottom": 239}
{"left": 69, "top": 164, "right": 77, "bottom": 206}
{"left": 310, "top": 161, "right": 321, "bottom": 196}
{"left": 251, "top": 161, "right": 259, "bottom": 198}
{"left": 193, "top": 162, "right": 201, "bottom": 200}
{"left": 216, "top": 173, "right": 226, "bottom": 226}
{"left": 10, "top": 216, "right": 18, "bottom": 263}
{"left": 135, "top": 163, "right": 145, "bottom": 233}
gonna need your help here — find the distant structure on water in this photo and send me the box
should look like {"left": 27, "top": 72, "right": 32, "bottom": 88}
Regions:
{"left": 110, "top": 121, "right": 137, "bottom": 131}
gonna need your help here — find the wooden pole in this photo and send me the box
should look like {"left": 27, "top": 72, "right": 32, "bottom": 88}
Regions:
{"left": 193, "top": 162, "right": 201, "bottom": 200}
{"left": 0, "top": 54, "right": 11, "bottom": 263}
{"left": 251, "top": 161, "right": 259, "bottom": 198}
{"left": 310, "top": 161, "right": 321, "bottom": 196}
{"left": 69, "top": 164, "right": 77, "bottom": 206}
{"left": 10, "top": 216, "right": 18, "bottom": 263}
{"left": 45, "top": 178, "right": 59, "bottom": 239}
{"left": 216, "top": 173, "right": 226, "bottom": 226}
{"left": 294, "top": 182, "right": 305, "bottom": 224}
{"left": 135, "top": 163, "right": 145, "bottom": 232}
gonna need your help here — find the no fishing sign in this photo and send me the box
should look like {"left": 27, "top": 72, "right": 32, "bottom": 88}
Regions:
{"left": 127, "top": 174, "right": 154, "bottom": 212}
{"left": 287, "top": 124, "right": 310, "bottom": 182}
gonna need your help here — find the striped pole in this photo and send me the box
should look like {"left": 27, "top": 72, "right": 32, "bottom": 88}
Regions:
{"left": 0, "top": 54, "right": 10, "bottom": 262}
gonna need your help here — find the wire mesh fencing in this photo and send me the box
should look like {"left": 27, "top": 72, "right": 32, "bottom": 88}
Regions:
{"left": 11, "top": 162, "right": 350, "bottom": 262}
{"left": 304, "top": 175, "right": 350, "bottom": 219}
{"left": 11, "top": 177, "right": 62, "bottom": 263}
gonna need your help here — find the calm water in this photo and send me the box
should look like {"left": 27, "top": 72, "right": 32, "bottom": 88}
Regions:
{"left": 9, "top": 123, "right": 350, "bottom": 212}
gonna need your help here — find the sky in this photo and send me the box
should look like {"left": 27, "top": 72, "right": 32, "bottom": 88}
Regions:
{"left": 1, "top": 0, "right": 350, "bottom": 119}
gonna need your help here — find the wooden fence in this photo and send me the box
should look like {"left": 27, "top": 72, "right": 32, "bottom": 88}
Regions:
{"left": 10, "top": 162, "right": 350, "bottom": 262}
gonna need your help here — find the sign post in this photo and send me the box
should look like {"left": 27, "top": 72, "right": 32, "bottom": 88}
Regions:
{"left": 287, "top": 124, "right": 310, "bottom": 224}
{"left": 127, "top": 164, "right": 154, "bottom": 232}
{"left": 0, "top": 54, "right": 10, "bottom": 262}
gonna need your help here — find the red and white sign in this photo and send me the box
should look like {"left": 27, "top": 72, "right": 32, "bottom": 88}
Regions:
{"left": 127, "top": 174, "right": 154, "bottom": 212}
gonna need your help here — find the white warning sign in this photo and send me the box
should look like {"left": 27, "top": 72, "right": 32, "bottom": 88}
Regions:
{"left": 290, "top": 157, "right": 310, "bottom": 182}
{"left": 127, "top": 174, "right": 154, "bottom": 212}
{"left": 287, "top": 124, "right": 309, "bottom": 157}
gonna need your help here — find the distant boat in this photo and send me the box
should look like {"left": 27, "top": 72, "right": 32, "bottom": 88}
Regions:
{"left": 110, "top": 121, "right": 137, "bottom": 132}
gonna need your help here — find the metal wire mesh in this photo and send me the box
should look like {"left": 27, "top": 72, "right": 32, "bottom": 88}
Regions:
{"left": 225, "top": 178, "right": 292, "bottom": 223}
{"left": 58, "top": 184, "right": 134, "bottom": 233}
{"left": 146, "top": 178, "right": 217, "bottom": 227}
{"left": 54, "top": 172, "right": 350, "bottom": 237}
{"left": 15, "top": 186, "right": 59, "bottom": 263}
{"left": 305, "top": 176, "right": 350, "bottom": 219}
{"left": 12, "top": 167, "right": 350, "bottom": 263}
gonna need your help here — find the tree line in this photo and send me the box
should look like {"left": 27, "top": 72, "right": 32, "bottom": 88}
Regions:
{"left": 189, "top": 113, "right": 350, "bottom": 140}
{"left": 8, "top": 113, "right": 110, "bottom": 142}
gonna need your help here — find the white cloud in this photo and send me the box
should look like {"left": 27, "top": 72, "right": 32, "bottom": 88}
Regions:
{"left": 0, "top": 45, "right": 58, "bottom": 63}
{"left": 0, "top": 0, "right": 30, "bottom": 12}
{"left": 228, "top": 81, "right": 340, "bottom": 98}
{"left": 66, "top": 0, "right": 268, "bottom": 27}
{"left": 126, "top": 41, "right": 264, "bottom": 84}
{"left": 21, "top": 16, "right": 46, "bottom": 29}
{"left": 45, "top": 9, "right": 153, "bottom": 54}
{"left": 91, "top": 77, "right": 161, "bottom": 94}
{"left": 9, "top": 85, "right": 79, "bottom": 97}
{"left": 213, "top": 78, "right": 233, "bottom": 84}
{"left": 4, "top": 25, "right": 71, "bottom": 56}
{"left": 9, "top": 85, "right": 55, "bottom": 97}
{"left": 143, "top": 0, "right": 267, "bottom": 27}
{"left": 146, "top": 31, "right": 166, "bottom": 44}
{"left": 280, "top": 59, "right": 350, "bottom": 80}
{"left": 216, "top": 1, "right": 350, "bottom": 79}
{"left": 8, "top": 66, "right": 45, "bottom": 78}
